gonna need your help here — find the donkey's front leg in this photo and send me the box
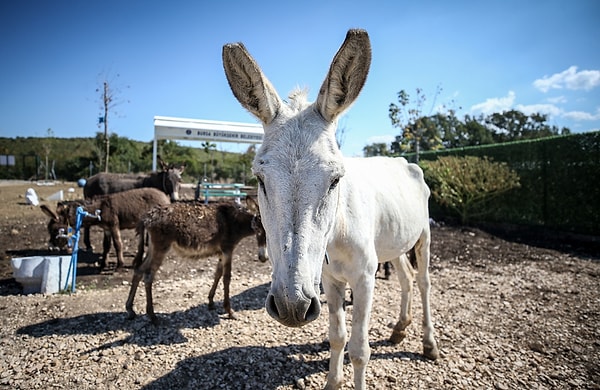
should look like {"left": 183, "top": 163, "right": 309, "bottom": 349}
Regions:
{"left": 208, "top": 253, "right": 236, "bottom": 319}
{"left": 346, "top": 271, "right": 375, "bottom": 390}
{"left": 322, "top": 274, "right": 347, "bottom": 390}
{"left": 83, "top": 226, "right": 93, "bottom": 251}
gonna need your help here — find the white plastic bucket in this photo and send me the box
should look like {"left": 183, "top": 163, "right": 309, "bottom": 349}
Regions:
{"left": 11, "top": 256, "right": 74, "bottom": 294}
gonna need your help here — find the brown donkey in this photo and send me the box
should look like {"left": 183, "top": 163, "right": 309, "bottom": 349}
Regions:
{"left": 125, "top": 199, "right": 267, "bottom": 323}
{"left": 41, "top": 188, "right": 171, "bottom": 269}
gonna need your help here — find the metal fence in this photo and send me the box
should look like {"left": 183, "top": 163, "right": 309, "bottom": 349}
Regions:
{"left": 405, "top": 131, "right": 600, "bottom": 235}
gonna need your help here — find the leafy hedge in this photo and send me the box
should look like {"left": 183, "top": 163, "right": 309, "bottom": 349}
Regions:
{"left": 411, "top": 131, "right": 600, "bottom": 235}
{"left": 421, "top": 156, "right": 520, "bottom": 224}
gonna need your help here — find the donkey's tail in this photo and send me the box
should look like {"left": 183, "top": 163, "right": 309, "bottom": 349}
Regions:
{"left": 407, "top": 246, "right": 417, "bottom": 269}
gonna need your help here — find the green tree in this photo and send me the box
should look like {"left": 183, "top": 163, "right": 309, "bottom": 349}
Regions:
{"left": 421, "top": 155, "right": 520, "bottom": 223}
{"left": 459, "top": 114, "right": 495, "bottom": 146}
{"left": 237, "top": 144, "right": 256, "bottom": 184}
{"left": 486, "top": 110, "right": 570, "bottom": 142}
{"left": 363, "top": 143, "right": 392, "bottom": 157}
{"left": 389, "top": 86, "right": 447, "bottom": 160}
{"left": 437, "top": 113, "right": 495, "bottom": 148}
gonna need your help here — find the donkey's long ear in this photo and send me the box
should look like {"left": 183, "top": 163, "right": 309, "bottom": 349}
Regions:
{"left": 40, "top": 204, "right": 59, "bottom": 222}
{"left": 222, "top": 43, "right": 282, "bottom": 125}
{"left": 316, "top": 29, "right": 371, "bottom": 122}
{"left": 157, "top": 155, "right": 168, "bottom": 171}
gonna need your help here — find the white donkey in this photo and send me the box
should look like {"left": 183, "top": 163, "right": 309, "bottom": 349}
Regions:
{"left": 223, "top": 29, "right": 439, "bottom": 389}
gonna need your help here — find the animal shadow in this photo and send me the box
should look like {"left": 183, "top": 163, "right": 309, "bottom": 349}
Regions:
{"left": 15, "top": 282, "right": 271, "bottom": 347}
{"left": 15, "top": 306, "right": 220, "bottom": 347}
{"left": 141, "top": 340, "right": 431, "bottom": 389}
{"left": 141, "top": 342, "right": 329, "bottom": 389}
{"left": 229, "top": 281, "right": 269, "bottom": 311}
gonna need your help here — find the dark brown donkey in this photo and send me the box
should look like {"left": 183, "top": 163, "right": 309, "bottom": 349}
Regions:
{"left": 84, "top": 156, "right": 185, "bottom": 202}
{"left": 79, "top": 156, "right": 184, "bottom": 251}
{"left": 125, "top": 199, "right": 267, "bottom": 323}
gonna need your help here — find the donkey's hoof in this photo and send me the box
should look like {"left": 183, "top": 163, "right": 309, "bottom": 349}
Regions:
{"left": 389, "top": 329, "right": 408, "bottom": 344}
{"left": 423, "top": 345, "right": 440, "bottom": 360}
{"left": 126, "top": 311, "right": 137, "bottom": 320}
{"left": 324, "top": 378, "right": 342, "bottom": 390}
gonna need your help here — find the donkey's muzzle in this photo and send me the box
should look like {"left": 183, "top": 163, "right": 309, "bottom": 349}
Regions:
{"left": 257, "top": 246, "right": 269, "bottom": 263}
{"left": 265, "top": 291, "right": 321, "bottom": 327}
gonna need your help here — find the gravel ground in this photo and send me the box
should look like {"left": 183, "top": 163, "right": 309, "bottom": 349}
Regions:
{"left": 0, "top": 182, "right": 599, "bottom": 389}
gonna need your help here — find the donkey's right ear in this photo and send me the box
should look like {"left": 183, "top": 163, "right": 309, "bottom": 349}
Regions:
{"left": 40, "top": 204, "right": 59, "bottom": 222}
{"left": 222, "top": 42, "right": 281, "bottom": 125}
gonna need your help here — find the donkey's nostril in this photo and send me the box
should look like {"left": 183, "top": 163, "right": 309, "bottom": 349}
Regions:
{"left": 265, "top": 292, "right": 320, "bottom": 326}
{"left": 304, "top": 296, "right": 321, "bottom": 322}
{"left": 266, "top": 294, "right": 280, "bottom": 318}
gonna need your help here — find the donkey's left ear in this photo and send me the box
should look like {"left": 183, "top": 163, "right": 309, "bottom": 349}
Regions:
{"left": 223, "top": 42, "right": 282, "bottom": 125}
{"left": 40, "top": 204, "right": 59, "bottom": 222}
{"left": 157, "top": 155, "right": 168, "bottom": 171}
{"left": 316, "top": 29, "right": 371, "bottom": 122}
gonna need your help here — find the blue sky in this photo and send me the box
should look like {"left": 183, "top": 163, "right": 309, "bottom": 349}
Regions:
{"left": 1, "top": 0, "right": 599, "bottom": 157}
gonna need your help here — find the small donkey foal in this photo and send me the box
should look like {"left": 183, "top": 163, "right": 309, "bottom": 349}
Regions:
{"left": 126, "top": 199, "right": 267, "bottom": 323}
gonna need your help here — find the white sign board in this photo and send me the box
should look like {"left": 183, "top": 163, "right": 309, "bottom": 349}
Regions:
{"left": 152, "top": 116, "right": 264, "bottom": 170}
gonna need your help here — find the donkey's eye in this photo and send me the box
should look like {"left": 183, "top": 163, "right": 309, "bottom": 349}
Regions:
{"left": 328, "top": 177, "right": 340, "bottom": 192}
{"left": 257, "top": 177, "right": 267, "bottom": 195}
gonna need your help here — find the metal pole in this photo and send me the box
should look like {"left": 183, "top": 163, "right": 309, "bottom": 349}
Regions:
{"left": 152, "top": 137, "right": 158, "bottom": 171}
{"left": 103, "top": 82, "right": 110, "bottom": 173}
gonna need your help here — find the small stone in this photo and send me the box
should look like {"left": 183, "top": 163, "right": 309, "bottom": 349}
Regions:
{"left": 294, "top": 377, "right": 305, "bottom": 389}
{"left": 529, "top": 342, "right": 546, "bottom": 354}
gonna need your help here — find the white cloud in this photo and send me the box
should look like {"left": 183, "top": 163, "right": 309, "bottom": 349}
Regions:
{"left": 467, "top": 88, "right": 600, "bottom": 126}
{"left": 533, "top": 66, "right": 600, "bottom": 93}
{"left": 470, "top": 91, "right": 516, "bottom": 114}
{"left": 515, "top": 103, "right": 562, "bottom": 117}
{"left": 562, "top": 108, "right": 600, "bottom": 121}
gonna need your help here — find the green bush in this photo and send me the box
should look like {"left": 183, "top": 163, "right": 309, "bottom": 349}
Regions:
{"left": 421, "top": 155, "right": 520, "bottom": 224}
